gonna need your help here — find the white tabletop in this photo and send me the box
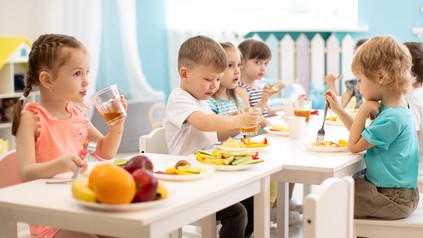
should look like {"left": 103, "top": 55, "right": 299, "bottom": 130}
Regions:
{"left": 0, "top": 153, "right": 282, "bottom": 238}
{"left": 0, "top": 114, "right": 365, "bottom": 238}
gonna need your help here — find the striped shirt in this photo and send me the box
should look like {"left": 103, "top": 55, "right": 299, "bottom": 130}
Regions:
{"left": 238, "top": 81, "right": 269, "bottom": 117}
{"left": 208, "top": 96, "right": 243, "bottom": 115}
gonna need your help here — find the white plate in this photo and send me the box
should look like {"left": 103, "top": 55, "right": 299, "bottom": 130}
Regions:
{"left": 263, "top": 126, "right": 289, "bottom": 136}
{"left": 210, "top": 163, "right": 258, "bottom": 171}
{"left": 217, "top": 146, "right": 267, "bottom": 153}
{"left": 303, "top": 141, "right": 348, "bottom": 152}
{"left": 325, "top": 120, "right": 344, "bottom": 126}
{"left": 74, "top": 197, "right": 167, "bottom": 212}
{"left": 154, "top": 165, "right": 215, "bottom": 181}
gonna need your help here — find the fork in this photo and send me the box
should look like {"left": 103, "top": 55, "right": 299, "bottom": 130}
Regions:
{"left": 316, "top": 101, "right": 329, "bottom": 143}
{"left": 71, "top": 140, "right": 96, "bottom": 179}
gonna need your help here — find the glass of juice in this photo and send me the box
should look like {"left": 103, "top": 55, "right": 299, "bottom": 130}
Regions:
{"left": 91, "top": 84, "right": 127, "bottom": 125}
{"left": 293, "top": 100, "right": 312, "bottom": 123}
{"left": 238, "top": 106, "right": 261, "bottom": 136}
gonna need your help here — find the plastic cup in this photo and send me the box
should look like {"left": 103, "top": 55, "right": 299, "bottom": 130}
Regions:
{"left": 288, "top": 116, "right": 306, "bottom": 140}
{"left": 293, "top": 100, "right": 312, "bottom": 123}
{"left": 238, "top": 106, "right": 261, "bottom": 136}
{"left": 91, "top": 85, "right": 127, "bottom": 125}
{"left": 283, "top": 102, "right": 294, "bottom": 119}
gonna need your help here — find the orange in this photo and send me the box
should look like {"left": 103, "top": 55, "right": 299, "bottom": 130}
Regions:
{"left": 89, "top": 164, "right": 136, "bottom": 204}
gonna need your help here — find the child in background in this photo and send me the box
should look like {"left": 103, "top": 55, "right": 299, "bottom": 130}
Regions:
{"left": 208, "top": 42, "right": 245, "bottom": 141}
{"left": 12, "top": 34, "right": 126, "bottom": 237}
{"left": 325, "top": 36, "right": 419, "bottom": 219}
{"left": 325, "top": 38, "right": 368, "bottom": 109}
{"left": 165, "top": 35, "right": 260, "bottom": 238}
{"left": 237, "top": 39, "right": 280, "bottom": 125}
{"left": 404, "top": 42, "right": 423, "bottom": 175}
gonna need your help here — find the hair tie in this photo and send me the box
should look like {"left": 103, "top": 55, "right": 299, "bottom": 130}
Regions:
{"left": 20, "top": 95, "right": 27, "bottom": 101}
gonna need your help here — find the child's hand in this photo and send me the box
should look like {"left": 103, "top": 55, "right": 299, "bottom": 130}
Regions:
{"left": 261, "top": 84, "right": 278, "bottom": 101}
{"left": 238, "top": 109, "right": 261, "bottom": 129}
{"left": 325, "top": 73, "right": 338, "bottom": 88}
{"left": 359, "top": 101, "right": 380, "bottom": 120}
{"left": 63, "top": 154, "right": 88, "bottom": 173}
{"left": 324, "top": 90, "right": 342, "bottom": 113}
{"left": 119, "top": 94, "right": 128, "bottom": 110}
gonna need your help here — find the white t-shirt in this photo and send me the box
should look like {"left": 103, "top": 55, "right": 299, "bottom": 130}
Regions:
{"left": 165, "top": 88, "right": 218, "bottom": 155}
{"left": 406, "top": 87, "right": 423, "bottom": 175}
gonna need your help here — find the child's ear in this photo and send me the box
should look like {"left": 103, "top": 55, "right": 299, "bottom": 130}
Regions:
{"left": 180, "top": 67, "right": 188, "bottom": 81}
{"left": 39, "top": 71, "right": 53, "bottom": 89}
{"left": 378, "top": 71, "right": 387, "bottom": 84}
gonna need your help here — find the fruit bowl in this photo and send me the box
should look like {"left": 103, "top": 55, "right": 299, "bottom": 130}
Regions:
{"left": 74, "top": 196, "right": 168, "bottom": 211}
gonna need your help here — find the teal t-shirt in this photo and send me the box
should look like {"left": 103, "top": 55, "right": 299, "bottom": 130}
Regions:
{"left": 208, "top": 96, "right": 243, "bottom": 116}
{"left": 362, "top": 104, "right": 419, "bottom": 189}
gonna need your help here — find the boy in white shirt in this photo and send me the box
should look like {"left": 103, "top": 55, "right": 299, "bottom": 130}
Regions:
{"left": 165, "top": 35, "right": 260, "bottom": 238}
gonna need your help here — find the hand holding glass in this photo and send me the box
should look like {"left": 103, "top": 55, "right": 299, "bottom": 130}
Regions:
{"left": 238, "top": 107, "right": 261, "bottom": 136}
{"left": 91, "top": 85, "right": 127, "bottom": 125}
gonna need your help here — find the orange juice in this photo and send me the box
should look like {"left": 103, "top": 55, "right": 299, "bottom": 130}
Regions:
{"left": 240, "top": 127, "right": 259, "bottom": 135}
{"left": 294, "top": 110, "right": 311, "bottom": 123}
{"left": 103, "top": 112, "right": 125, "bottom": 125}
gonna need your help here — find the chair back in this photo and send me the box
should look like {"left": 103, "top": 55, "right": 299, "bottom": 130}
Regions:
{"left": 139, "top": 127, "right": 169, "bottom": 154}
{"left": 148, "top": 103, "right": 167, "bottom": 129}
{"left": 0, "top": 150, "right": 21, "bottom": 188}
{"left": 303, "top": 176, "right": 354, "bottom": 238}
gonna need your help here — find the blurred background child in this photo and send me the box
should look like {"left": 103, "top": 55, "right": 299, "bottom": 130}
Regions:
{"left": 325, "top": 38, "right": 368, "bottom": 109}
{"left": 404, "top": 41, "right": 423, "bottom": 176}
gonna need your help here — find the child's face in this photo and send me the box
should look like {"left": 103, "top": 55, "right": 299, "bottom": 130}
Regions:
{"left": 52, "top": 48, "right": 90, "bottom": 103}
{"left": 355, "top": 73, "right": 382, "bottom": 101}
{"left": 242, "top": 58, "right": 270, "bottom": 80}
{"left": 220, "top": 48, "right": 241, "bottom": 90}
{"left": 180, "top": 64, "right": 223, "bottom": 100}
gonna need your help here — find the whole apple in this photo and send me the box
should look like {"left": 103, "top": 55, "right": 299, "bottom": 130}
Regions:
{"left": 132, "top": 169, "right": 158, "bottom": 202}
{"left": 124, "top": 155, "right": 154, "bottom": 173}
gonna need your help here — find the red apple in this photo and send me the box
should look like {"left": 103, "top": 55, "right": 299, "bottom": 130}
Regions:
{"left": 124, "top": 155, "right": 154, "bottom": 173}
{"left": 132, "top": 169, "right": 158, "bottom": 202}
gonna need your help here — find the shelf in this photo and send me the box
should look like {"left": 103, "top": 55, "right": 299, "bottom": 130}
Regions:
{"left": 0, "top": 90, "right": 40, "bottom": 100}
{"left": 0, "top": 122, "right": 12, "bottom": 129}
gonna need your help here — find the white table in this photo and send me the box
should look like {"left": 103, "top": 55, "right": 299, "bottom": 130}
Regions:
{"left": 263, "top": 115, "right": 366, "bottom": 238}
{"left": 0, "top": 153, "right": 282, "bottom": 238}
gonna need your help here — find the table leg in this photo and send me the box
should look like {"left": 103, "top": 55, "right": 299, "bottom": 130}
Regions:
{"left": 276, "top": 182, "right": 289, "bottom": 238}
{"left": 201, "top": 214, "right": 216, "bottom": 238}
{"left": 0, "top": 212, "right": 17, "bottom": 238}
{"left": 254, "top": 176, "right": 270, "bottom": 238}
{"left": 303, "top": 184, "right": 312, "bottom": 201}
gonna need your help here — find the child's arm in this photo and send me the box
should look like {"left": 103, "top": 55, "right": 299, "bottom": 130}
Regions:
{"left": 347, "top": 101, "right": 379, "bottom": 153}
{"left": 89, "top": 95, "right": 127, "bottom": 160}
{"left": 187, "top": 110, "right": 260, "bottom": 132}
{"left": 325, "top": 90, "right": 354, "bottom": 129}
{"left": 15, "top": 111, "right": 85, "bottom": 182}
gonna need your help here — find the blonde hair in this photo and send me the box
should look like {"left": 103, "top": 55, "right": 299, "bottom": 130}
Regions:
{"left": 12, "top": 34, "right": 86, "bottom": 136}
{"left": 351, "top": 36, "right": 414, "bottom": 95}
{"left": 178, "top": 35, "right": 227, "bottom": 73}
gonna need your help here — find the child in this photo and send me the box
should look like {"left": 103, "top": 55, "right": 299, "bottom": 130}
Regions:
{"left": 165, "top": 35, "right": 260, "bottom": 238}
{"left": 208, "top": 42, "right": 245, "bottom": 140}
{"left": 325, "top": 36, "right": 419, "bottom": 219}
{"left": 237, "top": 39, "right": 280, "bottom": 124}
{"left": 12, "top": 34, "right": 126, "bottom": 237}
{"left": 404, "top": 42, "right": 423, "bottom": 175}
{"left": 325, "top": 38, "right": 368, "bottom": 109}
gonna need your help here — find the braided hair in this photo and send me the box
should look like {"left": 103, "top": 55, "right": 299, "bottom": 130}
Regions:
{"left": 11, "top": 34, "right": 85, "bottom": 136}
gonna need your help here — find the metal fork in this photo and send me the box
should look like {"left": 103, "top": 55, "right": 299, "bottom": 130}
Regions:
{"left": 71, "top": 141, "right": 96, "bottom": 179}
{"left": 316, "top": 101, "right": 329, "bottom": 143}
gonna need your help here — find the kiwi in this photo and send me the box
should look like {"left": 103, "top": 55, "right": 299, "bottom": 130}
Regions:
{"left": 174, "top": 160, "right": 190, "bottom": 168}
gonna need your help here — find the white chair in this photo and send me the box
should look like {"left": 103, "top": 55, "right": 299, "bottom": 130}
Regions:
{"left": 354, "top": 193, "right": 423, "bottom": 238}
{"left": 0, "top": 150, "right": 31, "bottom": 238}
{"left": 139, "top": 128, "right": 216, "bottom": 238}
{"left": 303, "top": 176, "right": 354, "bottom": 238}
{"left": 148, "top": 102, "right": 167, "bottom": 130}
{"left": 418, "top": 175, "right": 423, "bottom": 191}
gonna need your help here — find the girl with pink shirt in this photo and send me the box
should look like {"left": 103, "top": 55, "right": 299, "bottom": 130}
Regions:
{"left": 12, "top": 34, "right": 126, "bottom": 238}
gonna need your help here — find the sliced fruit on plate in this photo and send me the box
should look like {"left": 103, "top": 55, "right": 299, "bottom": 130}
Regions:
{"left": 240, "top": 137, "right": 269, "bottom": 148}
{"left": 196, "top": 149, "right": 264, "bottom": 166}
